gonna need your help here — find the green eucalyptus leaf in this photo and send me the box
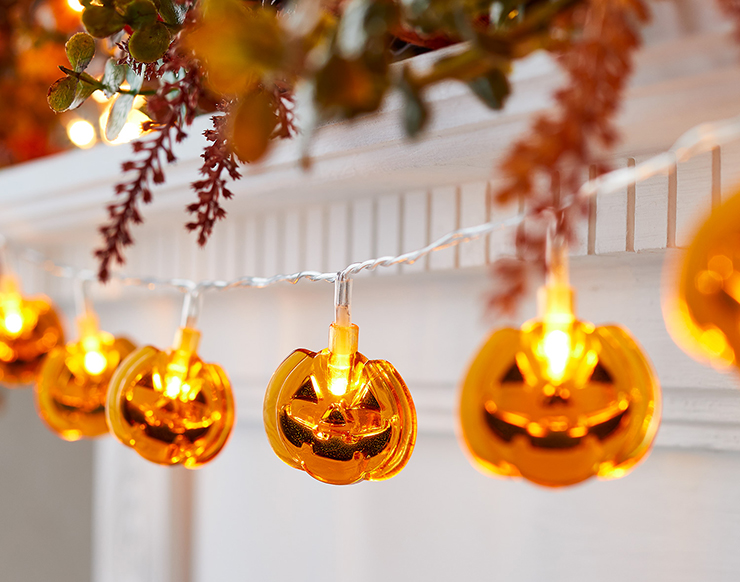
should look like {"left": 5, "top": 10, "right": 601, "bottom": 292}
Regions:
{"left": 124, "top": 0, "right": 158, "bottom": 28}
{"left": 70, "top": 78, "right": 99, "bottom": 110}
{"left": 101, "top": 58, "right": 126, "bottom": 97}
{"left": 66, "top": 33, "right": 96, "bottom": 72}
{"left": 47, "top": 76, "right": 79, "bottom": 112}
{"left": 153, "top": 0, "right": 186, "bottom": 25}
{"left": 468, "top": 69, "right": 511, "bottom": 110}
{"left": 82, "top": 5, "right": 126, "bottom": 38}
{"left": 106, "top": 93, "right": 134, "bottom": 141}
{"left": 126, "top": 67, "right": 144, "bottom": 93}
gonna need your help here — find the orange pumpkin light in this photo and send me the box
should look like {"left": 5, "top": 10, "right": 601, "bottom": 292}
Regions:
{"left": 106, "top": 323, "right": 235, "bottom": 468}
{"left": 36, "top": 311, "right": 136, "bottom": 441}
{"left": 459, "top": 244, "right": 661, "bottom": 487}
{"left": 264, "top": 278, "right": 417, "bottom": 485}
{"left": 0, "top": 275, "right": 64, "bottom": 386}
{"left": 663, "top": 189, "right": 740, "bottom": 371}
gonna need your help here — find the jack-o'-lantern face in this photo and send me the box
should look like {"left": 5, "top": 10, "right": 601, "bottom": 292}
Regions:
{"left": 264, "top": 324, "right": 416, "bottom": 485}
{"left": 106, "top": 328, "right": 235, "bottom": 467}
{"left": 665, "top": 190, "right": 740, "bottom": 370}
{"left": 459, "top": 319, "right": 660, "bottom": 487}
{"left": 36, "top": 324, "right": 136, "bottom": 440}
{"left": 0, "top": 277, "right": 64, "bottom": 386}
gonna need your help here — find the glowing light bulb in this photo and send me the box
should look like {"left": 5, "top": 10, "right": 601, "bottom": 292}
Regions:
{"left": 100, "top": 108, "right": 151, "bottom": 145}
{"left": 328, "top": 352, "right": 350, "bottom": 396}
{"left": 67, "top": 0, "right": 84, "bottom": 11}
{"left": 542, "top": 329, "right": 571, "bottom": 383}
{"left": 328, "top": 375, "right": 348, "bottom": 396}
{"left": 3, "top": 312, "right": 23, "bottom": 335}
{"left": 164, "top": 376, "right": 183, "bottom": 399}
{"left": 83, "top": 350, "right": 107, "bottom": 375}
{"left": 67, "top": 119, "right": 97, "bottom": 149}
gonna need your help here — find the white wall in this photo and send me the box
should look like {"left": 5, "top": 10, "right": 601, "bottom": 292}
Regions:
{"left": 0, "top": 386, "right": 93, "bottom": 582}
{"left": 194, "top": 430, "right": 740, "bottom": 582}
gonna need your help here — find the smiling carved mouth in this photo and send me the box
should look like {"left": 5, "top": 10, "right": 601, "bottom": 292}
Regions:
{"left": 483, "top": 404, "right": 629, "bottom": 449}
{"left": 280, "top": 410, "right": 392, "bottom": 461}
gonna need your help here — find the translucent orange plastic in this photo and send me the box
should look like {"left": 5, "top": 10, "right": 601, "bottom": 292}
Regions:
{"left": 264, "top": 323, "right": 417, "bottom": 485}
{"left": 35, "top": 313, "right": 136, "bottom": 441}
{"left": 459, "top": 282, "right": 661, "bottom": 488}
{"left": 663, "top": 189, "right": 740, "bottom": 371}
{"left": 106, "top": 327, "right": 235, "bottom": 468}
{"left": 0, "top": 276, "right": 64, "bottom": 386}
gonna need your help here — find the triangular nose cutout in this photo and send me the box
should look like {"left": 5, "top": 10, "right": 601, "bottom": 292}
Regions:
{"left": 322, "top": 407, "right": 347, "bottom": 425}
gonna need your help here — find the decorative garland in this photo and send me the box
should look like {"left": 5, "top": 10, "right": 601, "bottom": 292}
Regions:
{"left": 39, "top": 0, "right": 660, "bottom": 302}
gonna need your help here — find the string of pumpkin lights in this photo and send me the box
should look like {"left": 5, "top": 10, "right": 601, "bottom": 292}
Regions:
{"left": 1, "top": 111, "right": 740, "bottom": 486}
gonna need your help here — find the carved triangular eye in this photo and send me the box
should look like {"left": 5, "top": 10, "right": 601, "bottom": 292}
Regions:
{"left": 501, "top": 362, "right": 524, "bottom": 383}
{"left": 293, "top": 378, "right": 318, "bottom": 403}
{"left": 359, "top": 389, "right": 381, "bottom": 411}
{"left": 589, "top": 362, "right": 613, "bottom": 384}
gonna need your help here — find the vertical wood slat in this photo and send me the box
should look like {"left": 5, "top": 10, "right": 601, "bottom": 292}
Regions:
{"left": 327, "top": 203, "right": 349, "bottom": 273}
{"left": 282, "top": 210, "right": 301, "bottom": 274}
{"left": 626, "top": 158, "right": 636, "bottom": 252}
{"left": 458, "top": 182, "right": 487, "bottom": 268}
{"left": 587, "top": 166, "right": 597, "bottom": 255}
{"left": 712, "top": 146, "right": 722, "bottom": 209}
{"left": 242, "top": 216, "right": 258, "bottom": 276}
{"left": 484, "top": 182, "right": 492, "bottom": 264}
{"left": 425, "top": 190, "right": 432, "bottom": 270}
{"left": 401, "top": 190, "right": 428, "bottom": 274}
{"left": 375, "top": 194, "right": 401, "bottom": 276}
{"left": 454, "top": 186, "right": 461, "bottom": 269}
{"left": 667, "top": 164, "right": 677, "bottom": 248}
{"left": 350, "top": 198, "right": 374, "bottom": 276}
{"left": 429, "top": 186, "right": 458, "bottom": 270}
{"left": 262, "top": 213, "right": 280, "bottom": 276}
{"left": 304, "top": 207, "right": 324, "bottom": 273}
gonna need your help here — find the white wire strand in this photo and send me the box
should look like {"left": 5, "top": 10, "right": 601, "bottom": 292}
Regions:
{"left": 6, "top": 214, "right": 524, "bottom": 293}
{"left": 5, "top": 111, "right": 740, "bottom": 294}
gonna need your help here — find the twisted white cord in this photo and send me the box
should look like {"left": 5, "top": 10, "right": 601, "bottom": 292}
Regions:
{"left": 6, "top": 111, "right": 740, "bottom": 293}
{"left": 7, "top": 214, "right": 523, "bottom": 293}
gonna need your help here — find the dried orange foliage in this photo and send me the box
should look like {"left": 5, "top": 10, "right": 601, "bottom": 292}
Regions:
{"left": 0, "top": 0, "right": 80, "bottom": 166}
{"left": 488, "top": 0, "right": 650, "bottom": 314}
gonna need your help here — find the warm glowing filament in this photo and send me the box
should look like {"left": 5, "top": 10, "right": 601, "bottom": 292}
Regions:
{"left": 164, "top": 376, "right": 184, "bottom": 399}
{"left": 3, "top": 312, "right": 23, "bottom": 335}
{"left": 328, "top": 376, "right": 348, "bottom": 396}
{"left": 542, "top": 329, "right": 571, "bottom": 383}
{"left": 66, "top": 0, "right": 84, "bottom": 11}
{"left": 328, "top": 353, "right": 350, "bottom": 396}
{"left": 83, "top": 350, "right": 107, "bottom": 375}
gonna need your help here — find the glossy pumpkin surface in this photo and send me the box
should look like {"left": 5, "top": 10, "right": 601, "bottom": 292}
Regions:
{"left": 264, "top": 323, "right": 416, "bottom": 485}
{"left": 0, "top": 278, "right": 64, "bottom": 386}
{"left": 459, "top": 318, "right": 660, "bottom": 487}
{"left": 106, "top": 328, "right": 235, "bottom": 468}
{"left": 665, "top": 190, "right": 740, "bottom": 370}
{"left": 36, "top": 326, "right": 135, "bottom": 440}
